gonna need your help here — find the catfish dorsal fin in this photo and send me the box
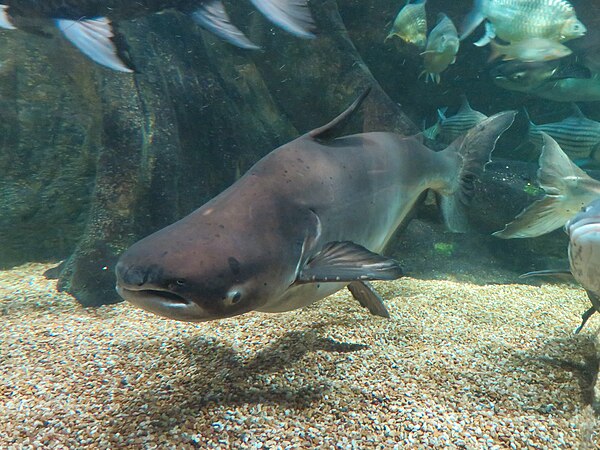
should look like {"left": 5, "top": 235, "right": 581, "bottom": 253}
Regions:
{"left": 309, "top": 87, "right": 371, "bottom": 142}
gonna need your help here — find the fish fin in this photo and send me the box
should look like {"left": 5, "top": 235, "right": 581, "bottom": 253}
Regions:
{"left": 0, "top": 5, "right": 15, "bottom": 30}
{"left": 440, "top": 111, "right": 516, "bottom": 232}
{"left": 473, "top": 21, "right": 495, "bottom": 47}
{"left": 575, "top": 305, "right": 597, "bottom": 334}
{"left": 487, "top": 40, "right": 503, "bottom": 62}
{"left": 296, "top": 241, "right": 403, "bottom": 283}
{"left": 43, "top": 260, "right": 67, "bottom": 280}
{"left": 460, "top": 0, "right": 485, "bottom": 41}
{"left": 191, "top": 0, "right": 259, "bottom": 49}
{"left": 570, "top": 103, "right": 585, "bottom": 118}
{"left": 494, "top": 133, "right": 600, "bottom": 238}
{"left": 347, "top": 281, "right": 390, "bottom": 318}
{"left": 248, "top": 0, "right": 315, "bottom": 39}
{"left": 522, "top": 107, "right": 535, "bottom": 126}
{"left": 519, "top": 269, "right": 573, "bottom": 280}
{"left": 458, "top": 95, "right": 473, "bottom": 114}
{"left": 55, "top": 17, "right": 133, "bottom": 72}
{"left": 437, "top": 106, "right": 448, "bottom": 121}
{"left": 309, "top": 87, "right": 371, "bottom": 141}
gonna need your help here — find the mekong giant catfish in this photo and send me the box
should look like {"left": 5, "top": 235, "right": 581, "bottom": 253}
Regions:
{"left": 116, "top": 90, "right": 515, "bottom": 322}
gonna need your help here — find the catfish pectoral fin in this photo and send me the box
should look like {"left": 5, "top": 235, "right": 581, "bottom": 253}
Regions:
{"left": 296, "top": 241, "right": 403, "bottom": 283}
{"left": 56, "top": 17, "right": 133, "bottom": 72}
{"left": 347, "top": 281, "right": 390, "bottom": 318}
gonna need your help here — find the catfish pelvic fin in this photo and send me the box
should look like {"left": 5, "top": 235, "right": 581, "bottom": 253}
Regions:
{"left": 347, "top": 281, "right": 390, "bottom": 318}
{"left": 309, "top": 88, "right": 372, "bottom": 142}
{"left": 296, "top": 240, "right": 403, "bottom": 283}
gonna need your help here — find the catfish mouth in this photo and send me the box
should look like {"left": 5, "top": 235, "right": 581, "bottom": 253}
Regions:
{"left": 116, "top": 284, "right": 212, "bottom": 322}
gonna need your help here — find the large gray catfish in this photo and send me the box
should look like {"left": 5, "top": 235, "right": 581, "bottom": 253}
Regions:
{"left": 115, "top": 90, "right": 515, "bottom": 322}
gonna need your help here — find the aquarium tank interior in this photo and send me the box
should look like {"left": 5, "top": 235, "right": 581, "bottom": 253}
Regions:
{"left": 1, "top": 0, "right": 600, "bottom": 447}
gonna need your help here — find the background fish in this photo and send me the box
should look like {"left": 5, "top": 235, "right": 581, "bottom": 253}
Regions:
{"left": 488, "top": 37, "right": 572, "bottom": 63}
{"left": 421, "top": 13, "right": 459, "bottom": 84}
{"left": 0, "top": 0, "right": 315, "bottom": 72}
{"left": 525, "top": 105, "right": 600, "bottom": 163}
{"left": 434, "top": 96, "right": 488, "bottom": 143}
{"left": 461, "top": 0, "right": 586, "bottom": 46}
{"left": 494, "top": 133, "right": 600, "bottom": 239}
{"left": 386, "top": 0, "right": 427, "bottom": 49}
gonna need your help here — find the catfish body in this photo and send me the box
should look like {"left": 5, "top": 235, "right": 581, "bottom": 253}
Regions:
{"left": 115, "top": 92, "right": 514, "bottom": 322}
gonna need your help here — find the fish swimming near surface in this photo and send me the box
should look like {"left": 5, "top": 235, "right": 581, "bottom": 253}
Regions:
{"left": 488, "top": 37, "right": 572, "bottom": 63}
{"left": 115, "top": 89, "right": 515, "bottom": 322}
{"left": 494, "top": 133, "right": 600, "bottom": 239}
{"left": 460, "top": 0, "right": 586, "bottom": 47}
{"left": 433, "top": 96, "right": 488, "bottom": 143}
{"left": 421, "top": 13, "right": 460, "bottom": 84}
{"left": 0, "top": 0, "right": 315, "bottom": 72}
{"left": 524, "top": 105, "right": 600, "bottom": 165}
{"left": 500, "top": 135, "right": 600, "bottom": 332}
{"left": 385, "top": 0, "right": 427, "bottom": 49}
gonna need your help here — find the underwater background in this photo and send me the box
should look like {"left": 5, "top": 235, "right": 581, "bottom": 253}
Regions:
{"left": 1, "top": 0, "right": 600, "bottom": 447}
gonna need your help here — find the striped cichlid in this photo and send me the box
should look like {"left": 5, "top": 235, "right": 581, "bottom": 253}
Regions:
{"left": 434, "top": 96, "right": 488, "bottom": 143}
{"left": 386, "top": 0, "right": 427, "bottom": 49}
{"left": 525, "top": 105, "right": 600, "bottom": 162}
{"left": 460, "top": 0, "right": 586, "bottom": 46}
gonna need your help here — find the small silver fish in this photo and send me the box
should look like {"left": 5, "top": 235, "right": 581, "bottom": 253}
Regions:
{"left": 421, "top": 13, "right": 460, "bottom": 84}
{"left": 430, "top": 97, "right": 488, "bottom": 143}
{"left": 525, "top": 105, "right": 600, "bottom": 162}
{"left": 461, "top": 0, "right": 586, "bottom": 46}
{"left": 489, "top": 37, "right": 572, "bottom": 63}
{"left": 386, "top": 0, "right": 428, "bottom": 49}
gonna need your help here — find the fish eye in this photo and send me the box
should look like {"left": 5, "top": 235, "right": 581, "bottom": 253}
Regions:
{"left": 168, "top": 279, "right": 187, "bottom": 289}
{"left": 223, "top": 290, "right": 243, "bottom": 307}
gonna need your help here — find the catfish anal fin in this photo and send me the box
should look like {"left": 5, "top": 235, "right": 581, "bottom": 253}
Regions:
{"left": 309, "top": 87, "right": 372, "bottom": 142}
{"left": 191, "top": 0, "right": 259, "bottom": 50}
{"left": 347, "top": 281, "right": 390, "bottom": 318}
{"left": 296, "top": 240, "right": 403, "bottom": 283}
{"left": 56, "top": 17, "right": 133, "bottom": 72}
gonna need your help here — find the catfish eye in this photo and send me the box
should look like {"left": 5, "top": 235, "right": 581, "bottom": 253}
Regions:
{"left": 168, "top": 279, "right": 187, "bottom": 289}
{"left": 223, "top": 290, "right": 243, "bottom": 307}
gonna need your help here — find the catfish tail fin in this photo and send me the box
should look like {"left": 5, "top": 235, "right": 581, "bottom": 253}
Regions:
{"left": 440, "top": 110, "right": 516, "bottom": 232}
{"left": 494, "top": 133, "right": 600, "bottom": 238}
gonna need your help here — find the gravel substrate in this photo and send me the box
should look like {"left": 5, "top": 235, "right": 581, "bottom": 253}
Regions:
{"left": 1, "top": 262, "right": 599, "bottom": 449}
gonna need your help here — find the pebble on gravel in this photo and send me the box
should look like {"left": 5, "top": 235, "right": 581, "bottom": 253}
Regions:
{"left": 1, "top": 262, "right": 599, "bottom": 449}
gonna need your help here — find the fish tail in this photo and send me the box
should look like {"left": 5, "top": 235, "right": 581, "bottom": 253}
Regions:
{"left": 249, "top": 0, "right": 315, "bottom": 39}
{"left": 439, "top": 111, "right": 516, "bottom": 232}
{"left": 460, "top": 0, "right": 486, "bottom": 41}
{"left": 494, "top": 133, "right": 600, "bottom": 238}
{"left": 487, "top": 40, "right": 502, "bottom": 62}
